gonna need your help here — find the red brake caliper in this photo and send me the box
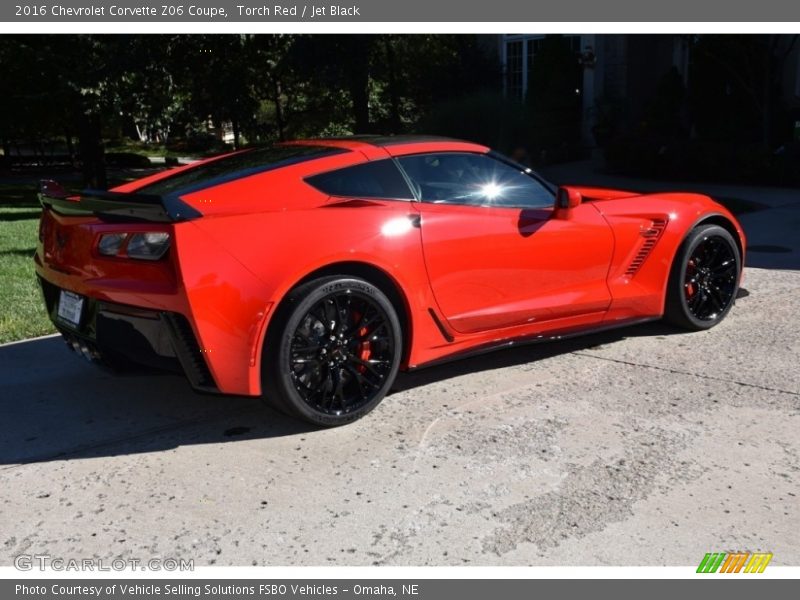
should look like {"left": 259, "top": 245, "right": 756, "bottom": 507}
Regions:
{"left": 352, "top": 311, "right": 371, "bottom": 373}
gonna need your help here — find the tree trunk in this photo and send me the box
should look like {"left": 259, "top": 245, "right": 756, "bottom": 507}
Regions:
{"left": 384, "top": 36, "right": 402, "bottom": 133}
{"left": 348, "top": 36, "right": 372, "bottom": 133}
{"left": 78, "top": 112, "right": 107, "bottom": 189}
{"left": 64, "top": 129, "right": 76, "bottom": 168}
{"left": 232, "top": 119, "right": 241, "bottom": 149}
{"left": 274, "top": 79, "right": 286, "bottom": 141}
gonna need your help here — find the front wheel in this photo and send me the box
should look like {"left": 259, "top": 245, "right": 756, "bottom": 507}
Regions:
{"left": 664, "top": 224, "right": 741, "bottom": 330}
{"left": 262, "top": 276, "right": 402, "bottom": 427}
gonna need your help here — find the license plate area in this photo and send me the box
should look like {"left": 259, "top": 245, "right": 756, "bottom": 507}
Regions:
{"left": 57, "top": 290, "right": 85, "bottom": 328}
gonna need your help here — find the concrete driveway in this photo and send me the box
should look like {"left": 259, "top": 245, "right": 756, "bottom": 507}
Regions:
{"left": 1, "top": 263, "right": 798, "bottom": 566}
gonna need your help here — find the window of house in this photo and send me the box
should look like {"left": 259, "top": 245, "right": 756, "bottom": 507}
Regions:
{"left": 506, "top": 40, "right": 524, "bottom": 99}
{"left": 504, "top": 35, "right": 582, "bottom": 99}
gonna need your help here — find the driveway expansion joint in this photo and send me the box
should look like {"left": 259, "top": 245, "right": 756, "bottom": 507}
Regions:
{"left": 572, "top": 351, "right": 800, "bottom": 398}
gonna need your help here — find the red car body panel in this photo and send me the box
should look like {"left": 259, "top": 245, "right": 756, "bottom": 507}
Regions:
{"left": 416, "top": 201, "right": 614, "bottom": 334}
{"left": 34, "top": 138, "right": 745, "bottom": 397}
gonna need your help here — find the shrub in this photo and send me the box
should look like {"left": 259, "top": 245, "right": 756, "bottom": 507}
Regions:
{"left": 104, "top": 152, "right": 152, "bottom": 168}
{"left": 416, "top": 92, "right": 534, "bottom": 154}
{"left": 166, "top": 134, "right": 228, "bottom": 155}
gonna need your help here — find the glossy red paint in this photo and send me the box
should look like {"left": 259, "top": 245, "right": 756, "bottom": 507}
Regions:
{"left": 35, "top": 137, "right": 745, "bottom": 397}
{"left": 415, "top": 201, "right": 613, "bottom": 334}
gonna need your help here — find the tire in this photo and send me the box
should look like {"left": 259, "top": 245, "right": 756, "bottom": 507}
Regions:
{"left": 664, "top": 224, "right": 741, "bottom": 331}
{"left": 261, "top": 276, "right": 402, "bottom": 427}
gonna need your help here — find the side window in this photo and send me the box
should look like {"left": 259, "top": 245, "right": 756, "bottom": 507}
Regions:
{"left": 306, "top": 159, "right": 414, "bottom": 200}
{"left": 396, "top": 152, "right": 554, "bottom": 209}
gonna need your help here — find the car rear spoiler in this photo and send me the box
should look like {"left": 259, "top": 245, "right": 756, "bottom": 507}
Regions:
{"left": 38, "top": 180, "right": 202, "bottom": 223}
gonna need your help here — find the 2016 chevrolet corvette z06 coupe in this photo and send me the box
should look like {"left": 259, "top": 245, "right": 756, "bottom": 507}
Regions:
{"left": 35, "top": 136, "right": 745, "bottom": 426}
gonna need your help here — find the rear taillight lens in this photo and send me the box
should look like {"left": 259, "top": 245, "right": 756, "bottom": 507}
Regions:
{"left": 98, "top": 233, "right": 127, "bottom": 256}
{"left": 97, "top": 231, "right": 170, "bottom": 260}
{"left": 127, "top": 232, "right": 171, "bottom": 260}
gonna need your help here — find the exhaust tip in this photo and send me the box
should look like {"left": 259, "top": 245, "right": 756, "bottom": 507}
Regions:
{"left": 61, "top": 333, "right": 102, "bottom": 363}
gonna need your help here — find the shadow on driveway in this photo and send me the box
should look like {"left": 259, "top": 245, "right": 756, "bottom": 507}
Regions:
{"left": 0, "top": 316, "right": 707, "bottom": 468}
{"left": 0, "top": 336, "right": 312, "bottom": 467}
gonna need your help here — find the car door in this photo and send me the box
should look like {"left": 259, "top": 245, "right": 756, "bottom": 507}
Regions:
{"left": 396, "top": 152, "right": 614, "bottom": 334}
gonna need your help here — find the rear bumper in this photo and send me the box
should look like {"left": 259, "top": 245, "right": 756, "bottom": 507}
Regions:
{"left": 34, "top": 208, "right": 278, "bottom": 397}
{"left": 38, "top": 276, "right": 219, "bottom": 393}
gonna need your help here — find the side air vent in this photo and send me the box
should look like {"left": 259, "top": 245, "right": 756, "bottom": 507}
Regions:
{"left": 428, "top": 308, "right": 454, "bottom": 342}
{"left": 162, "top": 313, "right": 218, "bottom": 391}
{"left": 625, "top": 219, "right": 667, "bottom": 277}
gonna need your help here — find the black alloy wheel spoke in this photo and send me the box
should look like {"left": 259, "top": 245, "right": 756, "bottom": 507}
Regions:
{"left": 707, "top": 289, "right": 723, "bottom": 312}
{"left": 342, "top": 363, "right": 381, "bottom": 396}
{"left": 348, "top": 305, "right": 378, "bottom": 336}
{"left": 330, "top": 294, "right": 347, "bottom": 332}
{"left": 330, "top": 367, "right": 344, "bottom": 407}
{"left": 343, "top": 364, "right": 367, "bottom": 396}
{"left": 338, "top": 294, "right": 355, "bottom": 334}
{"left": 288, "top": 290, "right": 395, "bottom": 416}
{"left": 347, "top": 353, "right": 387, "bottom": 378}
{"left": 704, "top": 239, "right": 721, "bottom": 264}
{"left": 694, "top": 292, "right": 708, "bottom": 313}
{"left": 292, "top": 357, "right": 320, "bottom": 365}
{"left": 292, "top": 340, "right": 320, "bottom": 355}
{"left": 308, "top": 305, "right": 329, "bottom": 332}
{"left": 711, "top": 260, "right": 736, "bottom": 277}
{"left": 322, "top": 299, "right": 338, "bottom": 332}
{"left": 347, "top": 361, "right": 384, "bottom": 389}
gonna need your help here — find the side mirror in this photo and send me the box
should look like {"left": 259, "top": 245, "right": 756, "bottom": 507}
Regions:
{"left": 555, "top": 187, "right": 582, "bottom": 218}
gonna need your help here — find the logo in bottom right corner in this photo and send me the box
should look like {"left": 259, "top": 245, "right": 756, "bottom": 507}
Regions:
{"left": 697, "top": 552, "right": 773, "bottom": 573}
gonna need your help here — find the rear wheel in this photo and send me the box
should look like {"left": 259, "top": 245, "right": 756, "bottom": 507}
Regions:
{"left": 665, "top": 224, "right": 741, "bottom": 330}
{"left": 262, "top": 276, "right": 402, "bottom": 427}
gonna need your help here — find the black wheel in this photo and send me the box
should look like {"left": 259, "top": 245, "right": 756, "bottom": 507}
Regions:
{"left": 262, "top": 276, "right": 402, "bottom": 426}
{"left": 665, "top": 224, "right": 741, "bottom": 330}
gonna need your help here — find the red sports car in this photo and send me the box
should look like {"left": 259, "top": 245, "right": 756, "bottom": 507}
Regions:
{"left": 35, "top": 136, "right": 745, "bottom": 426}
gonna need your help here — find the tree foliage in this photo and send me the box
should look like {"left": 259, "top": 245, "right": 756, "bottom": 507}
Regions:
{"left": 0, "top": 34, "right": 501, "bottom": 186}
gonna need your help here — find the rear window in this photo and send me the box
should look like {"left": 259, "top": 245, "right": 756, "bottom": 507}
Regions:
{"left": 137, "top": 145, "right": 348, "bottom": 197}
{"left": 305, "top": 159, "right": 414, "bottom": 200}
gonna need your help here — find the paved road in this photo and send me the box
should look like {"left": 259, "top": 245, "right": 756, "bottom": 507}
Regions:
{"left": 1, "top": 265, "right": 798, "bottom": 566}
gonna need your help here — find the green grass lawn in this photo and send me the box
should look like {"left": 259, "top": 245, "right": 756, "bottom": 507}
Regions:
{"left": 0, "top": 172, "right": 163, "bottom": 344}
{"left": 0, "top": 206, "right": 55, "bottom": 343}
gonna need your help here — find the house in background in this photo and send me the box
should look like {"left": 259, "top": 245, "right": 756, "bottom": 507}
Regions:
{"left": 497, "top": 34, "right": 800, "bottom": 147}
{"left": 498, "top": 34, "right": 691, "bottom": 146}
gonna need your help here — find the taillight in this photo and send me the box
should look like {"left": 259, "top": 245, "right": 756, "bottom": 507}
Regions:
{"left": 98, "top": 233, "right": 127, "bottom": 256}
{"left": 127, "top": 232, "right": 171, "bottom": 260}
{"left": 97, "top": 232, "right": 171, "bottom": 260}
{"left": 38, "top": 210, "right": 52, "bottom": 243}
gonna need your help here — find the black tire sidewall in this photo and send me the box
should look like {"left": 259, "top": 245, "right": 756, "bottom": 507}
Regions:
{"left": 263, "top": 277, "right": 402, "bottom": 427}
